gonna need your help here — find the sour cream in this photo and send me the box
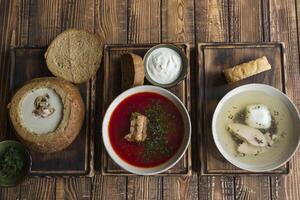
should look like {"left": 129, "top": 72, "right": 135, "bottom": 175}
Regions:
{"left": 146, "top": 47, "right": 182, "bottom": 84}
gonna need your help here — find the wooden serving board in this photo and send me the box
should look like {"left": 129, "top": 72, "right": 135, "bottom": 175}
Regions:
{"left": 101, "top": 44, "right": 192, "bottom": 176}
{"left": 7, "top": 47, "right": 94, "bottom": 176}
{"left": 197, "top": 43, "right": 289, "bottom": 175}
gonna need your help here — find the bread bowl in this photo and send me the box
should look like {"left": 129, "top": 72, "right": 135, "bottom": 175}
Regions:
{"left": 8, "top": 77, "right": 85, "bottom": 153}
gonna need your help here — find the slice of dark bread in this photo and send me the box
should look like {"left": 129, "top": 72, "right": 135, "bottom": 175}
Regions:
{"left": 121, "top": 53, "right": 144, "bottom": 90}
{"left": 45, "top": 29, "right": 103, "bottom": 84}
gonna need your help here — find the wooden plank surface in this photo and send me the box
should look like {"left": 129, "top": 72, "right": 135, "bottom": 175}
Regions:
{"left": 270, "top": 0, "right": 300, "bottom": 199}
{"left": 0, "top": 0, "right": 300, "bottom": 199}
{"left": 161, "top": 1, "right": 198, "bottom": 200}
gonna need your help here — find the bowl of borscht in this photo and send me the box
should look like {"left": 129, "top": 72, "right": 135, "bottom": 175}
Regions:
{"left": 102, "top": 86, "right": 191, "bottom": 175}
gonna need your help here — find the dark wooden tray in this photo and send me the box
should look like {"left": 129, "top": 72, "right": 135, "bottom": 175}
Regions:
{"left": 197, "top": 42, "right": 289, "bottom": 175}
{"left": 101, "top": 44, "right": 192, "bottom": 176}
{"left": 7, "top": 47, "right": 95, "bottom": 176}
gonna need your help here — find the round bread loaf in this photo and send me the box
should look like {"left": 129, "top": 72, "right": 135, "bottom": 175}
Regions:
{"left": 45, "top": 29, "right": 103, "bottom": 83}
{"left": 8, "top": 77, "right": 85, "bottom": 153}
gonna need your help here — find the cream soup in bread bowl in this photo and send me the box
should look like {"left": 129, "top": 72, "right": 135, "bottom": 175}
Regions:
{"left": 9, "top": 77, "right": 84, "bottom": 153}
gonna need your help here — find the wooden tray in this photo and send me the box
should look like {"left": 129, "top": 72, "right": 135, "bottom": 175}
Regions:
{"left": 7, "top": 47, "right": 94, "bottom": 176}
{"left": 197, "top": 42, "right": 289, "bottom": 175}
{"left": 101, "top": 44, "right": 192, "bottom": 176}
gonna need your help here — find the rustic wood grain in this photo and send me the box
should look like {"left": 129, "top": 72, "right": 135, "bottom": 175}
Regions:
{"left": 27, "top": 0, "right": 62, "bottom": 46}
{"left": 195, "top": 1, "right": 235, "bottom": 199}
{"left": 1, "top": 0, "right": 300, "bottom": 199}
{"left": 128, "top": 0, "right": 161, "bottom": 43}
{"left": 270, "top": 0, "right": 300, "bottom": 199}
{"left": 95, "top": 0, "right": 127, "bottom": 43}
{"left": 0, "top": 186, "right": 20, "bottom": 200}
{"left": 163, "top": 175, "right": 198, "bottom": 200}
{"left": 161, "top": 0, "right": 195, "bottom": 44}
{"left": 235, "top": 176, "right": 270, "bottom": 200}
{"left": 229, "top": 0, "right": 263, "bottom": 42}
{"left": 60, "top": 0, "right": 94, "bottom": 31}
{"left": 198, "top": 176, "right": 235, "bottom": 200}
{"left": 127, "top": 177, "right": 162, "bottom": 200}
{"left": 0, "top": 0, "right": 21, "bottom": 197}
{"left": 55, "top": 178, "right": 91, "bottom": 200}
{"left": 20, "top": 177, "right": 56, "bottom": 200}
{"left": 0, "top": 0, "right": 18, "bottom": 139}
{"left": 161, "top": 1, "right": 197, "bottom": 200}
{"left": 92, "top": 176, "right": 127, "bottom": 200}
{"left": 15, "top": 0, "right": 30, "bottom": 46}
{"left": 93, "top": 0, "right": 128, "bottom": 199}
{"left": 195, "top": 0, "right": 229, "bottom": 43}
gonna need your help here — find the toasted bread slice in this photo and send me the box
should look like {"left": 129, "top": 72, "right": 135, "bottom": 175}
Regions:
{"left": 223, "top": 56, "right": 271, "bottom": 83}
{"left": 121, "top": 53, "right": 144, "bottom": 90}
{"left": 45, "top": 29, "right": 103, "bottom": 83}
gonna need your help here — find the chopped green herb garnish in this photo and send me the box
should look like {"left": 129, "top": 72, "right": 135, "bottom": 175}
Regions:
{"left": 143, "top": 102, "right": 171, "bottom": 161}
{"left": 0, "top": 147, "right": 25, "bottom": 178}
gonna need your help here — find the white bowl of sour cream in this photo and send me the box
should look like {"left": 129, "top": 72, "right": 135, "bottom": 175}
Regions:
{"left": 144, "top": 44, "right": 188, "bottom": 88}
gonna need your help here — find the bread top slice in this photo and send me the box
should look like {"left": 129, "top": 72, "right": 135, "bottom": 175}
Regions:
{"left": 121, "top": 53, "right": 145, "bottom": 90}
{"left": 45, "top": 29, "right": 103, "bottom": 84}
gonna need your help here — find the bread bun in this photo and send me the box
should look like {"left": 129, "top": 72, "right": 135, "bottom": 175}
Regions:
{"left": 8, "top": 77, "right": 85, "bottom": 153}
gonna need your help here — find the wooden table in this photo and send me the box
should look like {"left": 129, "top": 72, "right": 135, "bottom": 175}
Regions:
{"left": 0, "top": 0, "right": 300, "bottom": 199}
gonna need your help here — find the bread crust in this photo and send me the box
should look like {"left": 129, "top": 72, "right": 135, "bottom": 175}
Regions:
{"left": 8, "top": 77, "right": 85, "bottom": 153}
{"left": 223, "top": 56, "right": 271, "bottom": 83}
{"left": 45, "top": 29, "right": 103, "bottom": 84}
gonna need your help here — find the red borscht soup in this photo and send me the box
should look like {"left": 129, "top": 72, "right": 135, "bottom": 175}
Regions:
{"left": 108, "top": 92, "right": 184, "bottom": 167}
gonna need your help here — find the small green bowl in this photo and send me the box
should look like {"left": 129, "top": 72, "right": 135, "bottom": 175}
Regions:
{"left": 143, "top": 44, "right": 189, "bottom": 88}
{"left": 0, "top": 140, "right": 32, "bottom": 187}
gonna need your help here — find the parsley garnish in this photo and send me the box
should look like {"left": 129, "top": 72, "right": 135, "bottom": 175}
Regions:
{"left": 143, "top": 103, "right": 171, "bottom": 161}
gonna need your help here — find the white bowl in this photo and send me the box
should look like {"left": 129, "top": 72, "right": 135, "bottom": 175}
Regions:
{"left": 212, "top": 84, "right": 300, "bottom": 172}
{"left": 102, "top": 86, "right": 191, "bottom": 175}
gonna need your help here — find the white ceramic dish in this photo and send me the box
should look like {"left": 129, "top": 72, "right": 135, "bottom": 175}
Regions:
{"left": 102, "top": 85, "right": 191, "bottom": 175}
{"left": 212, "top": 84, "right": 300, "bottom": 172}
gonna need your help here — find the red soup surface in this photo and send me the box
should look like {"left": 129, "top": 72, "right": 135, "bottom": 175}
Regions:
{"left": 108, "top": 92, "right": 184, "bottom": 168}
